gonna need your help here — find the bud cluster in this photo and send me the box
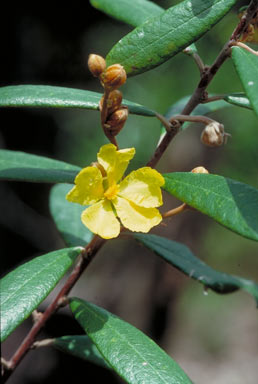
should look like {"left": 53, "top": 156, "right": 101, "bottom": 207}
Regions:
{"left": 88, "top": 54, "right": 127, "bottom": 90}
{"left": 88, "top": 53, "right": 128, "bottom": 138}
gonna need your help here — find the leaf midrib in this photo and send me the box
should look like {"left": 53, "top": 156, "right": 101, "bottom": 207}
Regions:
{"left": 1, "top": 252, "right": 73, "bottom": 308}
{"left": 164, "top": 176, "right": 256, "bottom": 235}
{"left": 114, "top": 0, "right": 224, "bottom": 64}
{"left": 83, "top": 304, "right": 181, "bottom": 383}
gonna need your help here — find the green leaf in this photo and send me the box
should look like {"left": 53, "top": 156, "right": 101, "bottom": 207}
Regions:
{"left": 106, "top": 0, "right": 237, "bottom": 76}
{"left": 135, "top": 234, "right": 258, "bottom": 305}
{"left": 53, "top": 335, "right": 110, "bottom": 369}
{"left": 50, "top": 184, "right": 93, "bottom": 247}
{"left": 231, "top": 47, "right": 258, "bottom": 117}
{"left": 0, "top": 85, "right": 155, "bottom": 117}
{"left": 90, "top": 0, "right": 163, "bottom": 27}
{"left": 163, "top": 173, "right": 258, "bottom": 242}
{"left": 0, "top": 247, "right": 82, "bottom": 342}
{"left": 223, "top": 92, "right": 252, "bottom": 110}
{"left": 70, "top": 298, "right": 193, "bottom": 384}
{"left": 91, "top": 0, "right": 197, "bottom": 58}
{"left": 0, "top": 150, "right": 80, "bottom": 183}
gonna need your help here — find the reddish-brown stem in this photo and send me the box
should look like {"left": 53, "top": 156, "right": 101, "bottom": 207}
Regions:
{"left": 2, "top": 235, "right": 105, "bottom": 383}
{"left": 170, "top": 114, "right": 216, "bottom": 126}
{"left": 201, "top": 94, "right": 225, "bottom": 103}
{"left": 147, "top": 0, "right": 258, "bottom": 168}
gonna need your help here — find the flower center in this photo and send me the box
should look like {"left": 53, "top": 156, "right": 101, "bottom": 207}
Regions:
{"left": 104, "top": 184, "right": 119, "bottom": 200}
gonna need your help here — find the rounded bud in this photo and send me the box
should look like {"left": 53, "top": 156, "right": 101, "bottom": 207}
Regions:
{"left": 200, "top": 122, "right": 226, "bottom": 147}
{"left": 88, "top": 54, "right": 106, "bottom": 77}
{"left": 191, "top": 166, "right": 209, "bottom": 174}
{"left": 99, "top": 89, "right": 123, "bottom": 115}
{"left": 105, "top": 107, "right": 128, "bottom": 136}
{"left": 101, "top": 64, "right": 127, "bottom": 89}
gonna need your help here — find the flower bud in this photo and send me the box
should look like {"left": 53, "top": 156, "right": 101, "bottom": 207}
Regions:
{"left": 101, "top": 64, "right": 127, "bottom": 89}
{"left": 105, "top": 107, "right": 128, "bottom": 136}
{"left": 191, "top": 166, "right": 209, "bottom": 174}
{"left": 99, "top": 89, "right": 123, "bottom": 115}
{"left": 200, "top": 122, "right": 226, "bottom": 147}
{"left": 88, "top": 54, "right": 106, "bottom": 77}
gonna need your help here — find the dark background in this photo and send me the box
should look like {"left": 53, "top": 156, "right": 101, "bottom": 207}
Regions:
{"left": 1, "top": 1, "right": 258, "bottom": 383}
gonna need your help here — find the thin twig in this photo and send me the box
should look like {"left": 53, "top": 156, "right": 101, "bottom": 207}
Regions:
{"left": 192, "top": 53, "right": 206, "bottom": 75}
{"left": 147, "top": 0, "right": 258, "bottom": 168}
{"left": 231, "top": 41, "right": 258, "bottom": 55}
{"left": 201, "top": 94, "right": 225, "bottom": 103}
{"left": 155, "top": 112, "right": 172, "bottom": 133}
{"left": 170, "top": 114, "right": 216, "bottom": 126}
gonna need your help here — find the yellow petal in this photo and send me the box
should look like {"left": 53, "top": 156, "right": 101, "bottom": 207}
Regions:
{"left": 119, "top": 167, "right": 164, "bottom": 208}
{"left": 114, "top": 196, "right": 162, "bottom": 233}
{"left": 66, "top": 166, "right": 104, "bottom": 205}
{"left": 97, "top": 143, "right": 135, "bottom": 184}
{"left": 81, "top": 200, "right": 120, "bottom": 239}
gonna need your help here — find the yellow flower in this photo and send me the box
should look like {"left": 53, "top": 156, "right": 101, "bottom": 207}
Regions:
{"left": 66, "top": 144, "right": 164, "bottom": 239}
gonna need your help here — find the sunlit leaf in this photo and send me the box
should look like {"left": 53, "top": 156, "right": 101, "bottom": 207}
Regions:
{"left": 70, "top": 298, "right": 193, "bottom": 384}
{"left": 91, "top": 0, "right": 197, "bottom": 59}
{"left": 163, "top": 172, "right": 258, "bottom": 241}
{"left": 106, "top": 0, "right": 237, "bottom": 76}
{"left": 231, "top": 47, "right": 258, "bottom": 117}
{"left": 0, "top": 247, "right": 82, "bottom": 342}
{"left": 0, "top": 85, "right": 155, "bottom": 117}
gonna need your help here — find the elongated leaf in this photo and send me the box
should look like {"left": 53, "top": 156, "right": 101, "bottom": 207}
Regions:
{"left": 50, "top": 184, "right": 93, "bottom": 247}
{"left": 70, "top": 298, "right": 193, "bottom": 384}
{"left": 0, "top": 150, "right": 80, "bottom": 183}
{"left": 106, "top": 0, "right": 237, "bottom": 76}
{"left": 135, "top": 234, "right": 258, "bottom": 305}
{"left": 0, "top": 85, "right": 155, "bottom": 117}
{"left": 158, "top": 96, "right": 229, "bottom": 144}
{"left": 90, "top": 0, "right": 163, "bottom": 27}
{"left": 91, "top": 0, "right": 197, "bottom": 58}
{"left": 54, "top": 335, "right": 110, "bottom": 369}
{"left": 231, "top": 47, "right": 258, "bottom": 117}
{"left": 0, "top": 247, "right": 82, "bottom": 342}
{"left": 223, "top": 92, "right": 252, "bottom": 110}
{"left": 163, "top": 173, "right": 258, "bottom": 242}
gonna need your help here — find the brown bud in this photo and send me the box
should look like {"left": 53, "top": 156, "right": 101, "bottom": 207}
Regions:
{"left": 101, "top": 64, "right": 127, "bottom": 89}
{"left": 105, "top": 107, "right": 128, "bottom": 136}
{"left": 191, "top": 166, "right": 209, "bottom": 174}
{"left": 99, "top": 90, "right": 123, "bottom": 115}
{"left": 200, "top": 122, "right": 228, "bottom": 147}
{"left": 88, "top": 54, "right": 106, "bottom": 77}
